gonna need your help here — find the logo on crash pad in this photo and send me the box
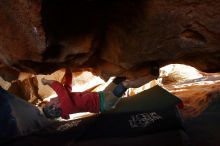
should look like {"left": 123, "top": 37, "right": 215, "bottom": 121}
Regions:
{"left": 56, "top": 120, "right": 81, "bottom": 132}
{"left": 129, "top": 112, "right": 162, "bottom": 128}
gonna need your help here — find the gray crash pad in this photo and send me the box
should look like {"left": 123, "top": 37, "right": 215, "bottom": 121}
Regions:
{"left": 110, "top": 85, "right": 182, "bottom": 113}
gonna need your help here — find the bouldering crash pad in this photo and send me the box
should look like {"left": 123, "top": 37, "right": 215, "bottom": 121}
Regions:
{"left": 2, "top": 85, "right": 188, "bottom": 146}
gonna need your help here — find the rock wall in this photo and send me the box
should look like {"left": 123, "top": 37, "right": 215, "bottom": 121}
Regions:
{"left": 127, "top": 64, "right": 220, "bottom": 119}
{"left": 8, "top": 76, "right": 41, "bottom": 104}
{"left": 0, "top": 0, "right": 220, "bottom": 78}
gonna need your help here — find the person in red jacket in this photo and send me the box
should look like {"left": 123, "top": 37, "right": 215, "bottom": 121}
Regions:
{"left": 41, "top": 68, "right": 158, "bottom": 119}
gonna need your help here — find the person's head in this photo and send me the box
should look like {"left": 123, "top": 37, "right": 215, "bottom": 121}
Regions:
{"left": 42, "top": 97, "right": 62, "bottom": 119}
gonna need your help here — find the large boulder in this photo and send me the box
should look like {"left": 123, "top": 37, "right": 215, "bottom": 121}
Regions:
{"left": 0, "top": 0, "right": 220, "bottom": 78}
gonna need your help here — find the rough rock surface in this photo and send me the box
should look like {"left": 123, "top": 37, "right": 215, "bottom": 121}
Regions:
{"left": 8, "top": 76, "right": 41, "bottom": 104}
{"left": 0, "top": 0, "right": 45, "bottom": 70}
{"left": 0, "top": 0, "right": 220, "bottom": 78}
{"left": 0, "top": 65, "right": 19, "bottom": 82}
{"left": 127, "top": 64, "right": 220, "bottom": 119}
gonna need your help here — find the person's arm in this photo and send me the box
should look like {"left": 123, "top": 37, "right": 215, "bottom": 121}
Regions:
{"left": 41, "top": 78, "right": 74, "bottom": 119}
{"left": 102, "top": 75, "right": 157, "bottom": 111}
{"left": 61, "top": 68, "right": 72, "bottom": 92}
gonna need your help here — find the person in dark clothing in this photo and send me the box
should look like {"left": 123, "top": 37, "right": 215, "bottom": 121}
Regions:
{"left": 0, "top": 86, "right": 51, "bottom": 141}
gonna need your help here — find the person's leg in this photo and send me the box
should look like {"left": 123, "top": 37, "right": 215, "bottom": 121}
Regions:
{"left": 102, "top": 74, "right": 158, "bottom": 111}
{"left": 0, "top": 87, "right": 18, "bottom": 140}
{"left": 62, "top": 67, "right": 72, "bottom": 92}
{"left": 103, "top": 77, "right": 127, "bottom": 111}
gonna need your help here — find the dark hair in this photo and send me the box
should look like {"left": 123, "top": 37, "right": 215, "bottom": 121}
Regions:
{"left": 43, "top": 104, "right": 62, "bottom": 119}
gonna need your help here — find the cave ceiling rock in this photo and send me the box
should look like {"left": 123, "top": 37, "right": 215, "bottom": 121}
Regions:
{"left": 0, "top": 0, "right": 219, "bottom": 78}
{"left": 0, "top": 0, "right": 45, "bottom": 65}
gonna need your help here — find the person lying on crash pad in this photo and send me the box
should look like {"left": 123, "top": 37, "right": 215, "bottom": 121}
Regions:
{"left": 41, "top": 67, "right": 158, "bottom": 119}
{"left": 0, "top": 65, "right": 160, "bottom": 141}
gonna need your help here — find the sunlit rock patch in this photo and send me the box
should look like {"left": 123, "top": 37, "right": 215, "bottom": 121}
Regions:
{"left": 127, "top": 64, "right": 220, "bottom": 119}
{"left": 0, "top": 76, "right": 11, "bottom": 90}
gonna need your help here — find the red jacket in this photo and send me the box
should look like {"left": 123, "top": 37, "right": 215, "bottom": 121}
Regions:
{"left": 50, "top": 69, "right": 101, "bottom": 119}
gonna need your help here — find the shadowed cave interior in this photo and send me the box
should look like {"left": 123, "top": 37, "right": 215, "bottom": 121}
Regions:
{"left": 0, "top": 0, "right": 220, "bottom": 146}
